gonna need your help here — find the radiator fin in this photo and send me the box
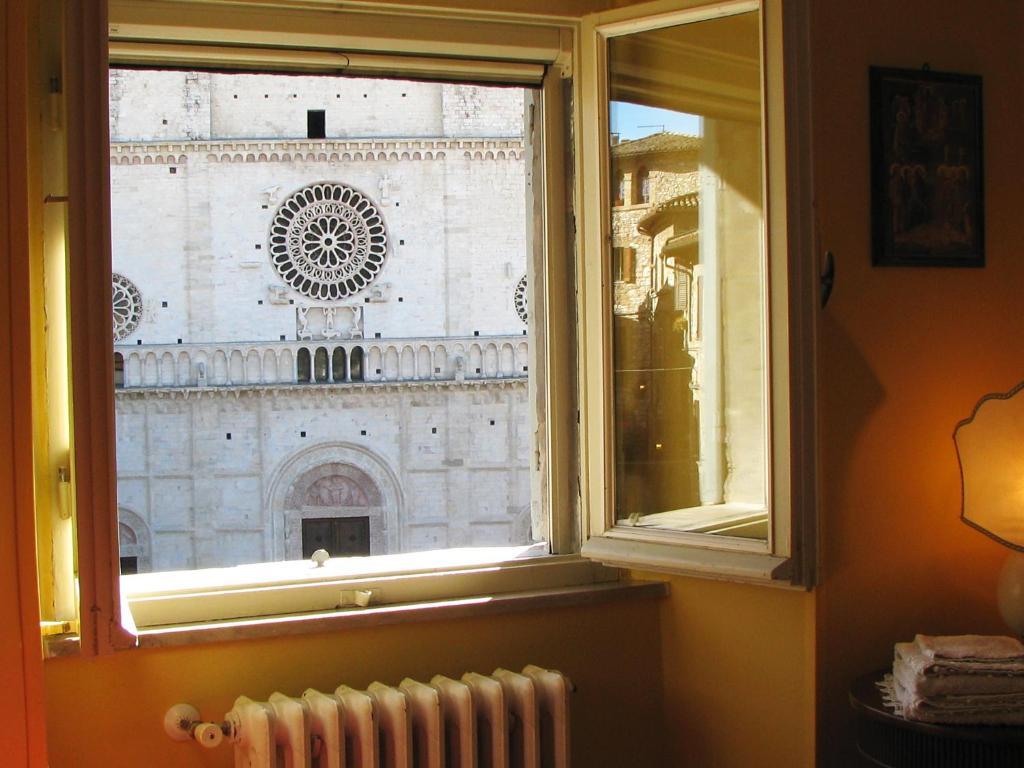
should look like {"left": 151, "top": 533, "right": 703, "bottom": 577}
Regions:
{"left": 492, "top": 670, "right": 539, "bottom": 768}
{"left": 302, "top": 689, "right": 343, "bottom": 768}
{"left": 230, "top": 696, "right": 277, "bottom": 768}
{"left": 400, "top": 678, "right": 444, "bottom": 768}
{"left": 368, "top": 682, "right": 412, "bottom": 768}
{"left": 431, "top": 675, "right": 475, "bottom": 768}
{"left": 336, "top": 686, "right": 377, "bottom": 768}
{"left": 461, "top": 672, "right": 507, "bottom": 768}
{"left": 522, "top": 666, "right": 571, "bottom": 768}
{"left": 269, "top": 693, "right": 312, "bottom": 768}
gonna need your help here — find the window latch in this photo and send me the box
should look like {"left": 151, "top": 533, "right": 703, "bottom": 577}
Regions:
{"left": 338, "top": 589, "right": 377, "bottom": 609}
{"left": 57, "top": 466, "right": 72, "bottom": 520}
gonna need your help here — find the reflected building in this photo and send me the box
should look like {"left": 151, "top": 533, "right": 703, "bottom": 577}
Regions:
{"left": 610, "top": 124, "right": 768, "bottom": 538}
{"left": 610, "top": 132, "right": 703, "bottom": 522}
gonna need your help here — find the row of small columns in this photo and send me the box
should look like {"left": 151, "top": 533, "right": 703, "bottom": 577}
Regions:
{"left": 296, "top": 347, "right": 364, "bottom": 383}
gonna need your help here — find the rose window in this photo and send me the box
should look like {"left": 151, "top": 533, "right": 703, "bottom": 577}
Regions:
{"left": 269, "top": 182, "right": 389, "bottom": 301}
{"left": 112, "top": 273, "right": 142, "bottom": 341}
{"left": 514, "top": 274, "right": 528, "bottom": 324}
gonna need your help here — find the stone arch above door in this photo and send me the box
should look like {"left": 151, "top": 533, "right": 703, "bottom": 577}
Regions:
{"left": 267, "top": 443, "right": 403, "bottom": 559}
{"left": 118, "top": 507, "right": 151, "bottom": 573}
{"left": 287, "top": 463, "right": 383, "bottom": 509}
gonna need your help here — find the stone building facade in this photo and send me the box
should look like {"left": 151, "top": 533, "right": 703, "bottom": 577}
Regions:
{"left": 110, "top": 71, "right": 535, "bottom": 572}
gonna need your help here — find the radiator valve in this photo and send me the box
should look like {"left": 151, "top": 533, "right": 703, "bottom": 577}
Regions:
{"left": 164, "top": 703, "right": 225, "bottom": 748}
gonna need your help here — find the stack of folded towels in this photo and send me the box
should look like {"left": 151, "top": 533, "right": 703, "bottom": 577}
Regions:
{"left": 891, "top": 634, "right": 1024, "bottom": 724}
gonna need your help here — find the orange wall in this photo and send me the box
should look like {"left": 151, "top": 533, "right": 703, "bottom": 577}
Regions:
{"left": 635, "top": 572, "right": 815, "bottom": 767}
{"left": 43, "top": 582, "right": 819, "bottom": 768}
{"left": 45, "top": 600, "right": 666, "bottom": 768}
{"left": 811, "top": 1, "right": 1024, "bottom": 764}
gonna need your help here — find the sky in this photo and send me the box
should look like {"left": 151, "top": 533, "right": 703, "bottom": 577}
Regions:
{"left": 610, "top": 101, "right": 701, "bottom": 141}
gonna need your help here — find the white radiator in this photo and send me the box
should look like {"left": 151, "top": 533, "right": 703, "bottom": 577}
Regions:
{"left": 225, "top": 665, "right": 571, "bottom": 768}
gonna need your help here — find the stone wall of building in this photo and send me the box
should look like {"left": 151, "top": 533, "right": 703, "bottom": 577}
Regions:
{"left": 116, "top": 382, "right": 531, "bottom": 571}
{"left": 109, "top": 72, "right": 525, "bottom": 143}
{"left": 610, "top": 148, "right": 700, "bottom": 320}
{"left": 108, "top": 143, "right": 528, "bottom": 343}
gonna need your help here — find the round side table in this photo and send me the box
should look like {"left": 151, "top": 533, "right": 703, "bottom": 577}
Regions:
{"left": 849, "top": 672, "right": 1024, "bottom": 767}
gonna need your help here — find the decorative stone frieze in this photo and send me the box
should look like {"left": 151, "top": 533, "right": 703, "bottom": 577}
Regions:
{"left": 109, "top": 138, "right": 525, "bottom": 166}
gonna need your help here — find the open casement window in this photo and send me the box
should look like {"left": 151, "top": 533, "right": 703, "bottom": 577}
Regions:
{"left": 58, "top": 0, "right": 594, "bottom": 655}
{"left": 577, "top": 0, "right": 816, "bottom": 585}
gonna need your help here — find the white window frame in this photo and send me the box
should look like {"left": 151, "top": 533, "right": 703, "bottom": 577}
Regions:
{"left": 576, "top": 0, "right": 817, "bottom": 585}
{"left": 61, "top": 0, "right": 612, "bottom": 653}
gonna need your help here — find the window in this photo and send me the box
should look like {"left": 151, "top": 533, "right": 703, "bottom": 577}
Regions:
{"left": 578, "top": 0, "right": 816, "bottom": 583}
{"left": 53, "top": 0, "right": 812, "bottom": 653}
{"left": 306, "top": 109, "right": 326, "bottom": 139}
{"left": 54, "top": 0, "right": 598, "bottom": 648}
{"left": 634, "top": 165, "right": 651, "bottom": 204}
{"left": 612, "top": 168, "right": 627, "bottom": 206}
{"left": 113, "top": 353, "right": 124, "bottom": 388}
{"left": 109, "top": 68, "right": 550, "bottom": 579}
{"left": 612, "top": 247, "right": 636, "bottom": 283}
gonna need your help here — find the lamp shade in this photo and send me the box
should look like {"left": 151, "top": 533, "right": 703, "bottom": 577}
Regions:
{"left": 956, "top": 380, "right": 1024, "bottom": 551}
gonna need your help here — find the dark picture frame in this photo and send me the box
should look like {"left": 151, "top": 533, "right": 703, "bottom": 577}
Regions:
{"left": 870, "top": 66, "right": 984, "bottom": 267}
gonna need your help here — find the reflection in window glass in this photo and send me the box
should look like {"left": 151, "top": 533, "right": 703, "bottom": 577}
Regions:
{"left": 608, "top": 9, "right": 768, "bottom": 540}
{"left": 109, "top": 70, "right": 545, "bottom": 572}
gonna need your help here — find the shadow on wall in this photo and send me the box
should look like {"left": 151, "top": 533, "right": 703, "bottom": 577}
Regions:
{"left": 817, "top": 310, "right": 886, "bottom": 578}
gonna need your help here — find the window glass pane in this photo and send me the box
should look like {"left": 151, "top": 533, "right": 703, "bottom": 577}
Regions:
{"left": 607, "top": 9, "right": 768, "bottom": 540}
{"left": 110, "top": 70, "right": 544, "bottom": 573}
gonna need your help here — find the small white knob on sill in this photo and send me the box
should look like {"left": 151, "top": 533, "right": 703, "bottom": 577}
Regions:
{"left": 311, "top": 548, "right": 330, "bottom": 568}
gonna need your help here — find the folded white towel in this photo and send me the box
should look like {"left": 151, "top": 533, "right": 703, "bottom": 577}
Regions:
{"left": 893, "top": 676, "right": 1024, "bottom": 725}
{"left": 894, "top": 654, "right": 1024, "bottom": 697}
{"left": 915, "top": 634, "right": 1024, "bottom": 661}
{"left": 896, "top": 641, "right": 1024, "bottom": 678}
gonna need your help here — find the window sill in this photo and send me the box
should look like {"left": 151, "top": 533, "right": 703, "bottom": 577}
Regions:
{"left": 582, "top": 535, "right": 804, "bottom": 587}
{"left": 131, "top": 579, "right": 668, "bottom": 648}
{"left": 121, "top": 547, "right": 624, "bottom": 630}
{"left": 124, "top": 544, "right": 553, "bottom": 597}
{"left": 625, "top": 502, "right": 768, "bottom": 535}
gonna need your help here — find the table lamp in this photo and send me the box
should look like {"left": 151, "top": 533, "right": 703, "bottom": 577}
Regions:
{"left": 955, "top": 380, "right": 1024, "bottom": 636}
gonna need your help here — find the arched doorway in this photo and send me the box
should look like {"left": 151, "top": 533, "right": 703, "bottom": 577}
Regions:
{"left": 118, "top": 508, "right": 151, "bottom": 573}
{"left": 267, "top": 443, "right": 403, "bottom": 560}
{"left": 290, "top": 464, "right": 382, "bottom": 559}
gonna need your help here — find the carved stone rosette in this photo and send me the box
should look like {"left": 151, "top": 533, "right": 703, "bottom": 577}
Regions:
{"left": 112, "top": 272, "right": 142, "bottom": 341}
{"left": 514, "top": 274, "right": 528, "bottom": 324}
{"left": 269, "top": 182, "right": 388, "bottom": 301}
